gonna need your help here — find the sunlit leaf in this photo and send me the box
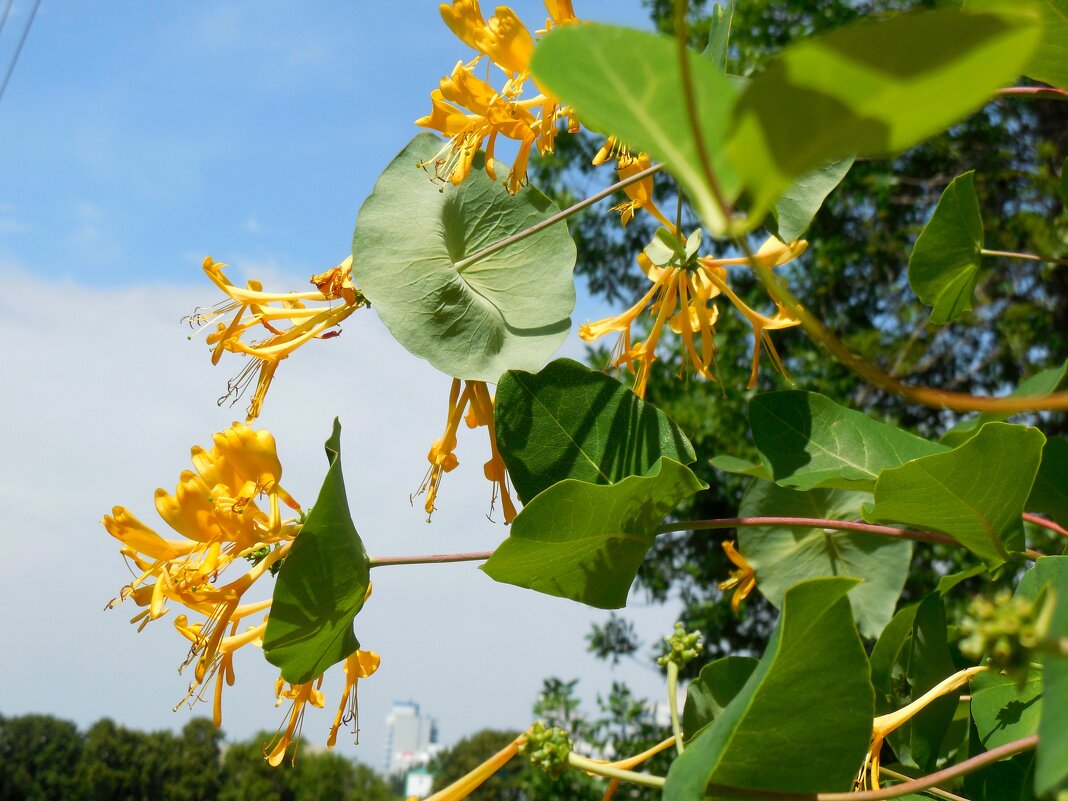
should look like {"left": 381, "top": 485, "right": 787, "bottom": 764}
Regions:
{"left": 908, "top": 171, "right": 985, "bottom": 325}
{"left": 867, "top": 423, "right": 1044, "bottom": 567}
{"left": 970, "top": 671, "right": 1043, "bottom": 750}
{"left": 702, "top": 1, "right": 733, "bottom": 70}
{"left": 494, "top": 358, "right": 695, "bottom": 503}
{"left": 665, "top": 578, "right": 872, "bottom": 799}
{"left": 682, "top": 656, "right": 758, "bottom": 741}
{"left": 770, "top": 157, "right": 854, "bottom": 242}
{"left": 263, "top": 420, "right": 370, "bottom": 684}
{"left": 481, "top": 458, "right": 706, "bottom": 609}
{"left": 727, "top": 6, "right": 1041, "bottom": 219}
{"left": 750, "top": 390, "right": 944, "bottom": 491}
{"left": 531, "top": 25, "right": 740, "bottom": 233}
{"left": 351, "top": 133, "right": 575, "bottom": 383}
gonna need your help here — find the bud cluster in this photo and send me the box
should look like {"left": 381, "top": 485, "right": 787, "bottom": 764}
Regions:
{"left": 657, "top": 622, "right": 704, "bottom": 669}
{"left": 521, "top": 721, "right": 573, "bottom": 779}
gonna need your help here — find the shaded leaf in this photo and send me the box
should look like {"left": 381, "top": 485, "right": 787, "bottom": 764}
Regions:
{"left": 481, "top": 458, "right": 706, "bottom": 609}
{"left": 1026, "top": 436, "right": 1068, "bottom": 529}
{"left": 351, "top": 134, "right": 575, "bottom": 383}
{"left": 681, "top": 656, "right": 758, "bottom": 741}
{"left": 263, "top": 420, "right": 370, "bottom": 684}
{"left": 869, "top": 595, "right": 960, "bottom": 770}
{"left": 971, "top": 0, "right": 1068, "bottom": 89}
{"left": 494, "top": 358, "right": 695, "bottom": 503}
{"left": 908, "top": 171, "right": 984, "bottom": 325}
{"left": 750, "top": 390, "right": 944, "bottom": 492}
{"left": 1035, "top": 559, "right": 1068, "bottom": 796}
{"left": 531, "top": 25, "right": 740, "bottom": 233}
{"left": 664, "top": 578, "right": 872, "bottom": 799}
{"left": 970, "top": 672, "right": 1043, "bottom": 750}
{"left": 868, "top": 423, "right": 1045, "bottom": 567}
{"left": 737, "top": 480, "right": 910, "bottom": 638}
{"left": 709, "top": 454, "right": 770, "bottom": 479}
{"left": 726, "top": 6, "right": 1041, "bottom": 219}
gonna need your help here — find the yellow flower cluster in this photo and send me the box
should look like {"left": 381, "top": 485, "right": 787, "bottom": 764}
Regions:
{"left": 416, "top": 0, "right": 578, "bottom": 194}
{"left": 187, "top": 256, "right": 367, "bottom": 423}
{"left": 103, "top": 423, "right": 379, "bottom": 761}
{"left": 419, "top": 378, "right": 517, "bottom": 523}
{"left": 580, "top": 220, "right": 806, "bottom": 398}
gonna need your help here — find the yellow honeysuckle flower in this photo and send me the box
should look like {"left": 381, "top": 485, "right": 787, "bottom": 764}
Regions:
{"left": 418, "top": 378, "right": 518, "bottom": 523}
{"left": 327, "top": 649, "right": 382, "bottom": 748}
{"left": 415, "top": 732, "right": 526, "bottom": 801}
{"left": 267, "top": 675, "right": 327, "bottom": 767}
{"left": 611, "top": 154, "right": 675, "bottom": 229}
{"left": 104, "top": 424, "right": 302, "bottom": 724}
{"left": 855, "top": 665, "right": 986, "bottom": 791}
{"left": 580, "top": 235, "right": 806, "bottom": 398}
{"left": 718, "top": 540, "right": 756, "bottom": 613}
{"left": 186, "top": 256, "right": 367, "bottom": 423}
{"left": 418, "top": 2, "right": 582, "bottom": 194}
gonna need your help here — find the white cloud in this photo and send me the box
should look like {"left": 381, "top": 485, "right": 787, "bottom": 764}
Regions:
{"left": 0, "top": 262, "right": 678, "bottom": 768}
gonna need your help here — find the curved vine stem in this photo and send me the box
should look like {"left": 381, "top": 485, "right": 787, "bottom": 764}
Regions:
{"left": 658, "top": 516, "right": 959, "bottom": 546}
{"left": 568, "top": 753, "right": 666, "bottom": 789}
{"left": 981, "top": 248, "right": 1068, "bottom": 267}
{"left": 997, "top": 86, "right": 1068, "bottom": 102}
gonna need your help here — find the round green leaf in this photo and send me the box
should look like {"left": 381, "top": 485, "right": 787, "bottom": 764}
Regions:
{"left": 908, "top": 171, "right": 985, "bottom": 325}
{"left": 351, "top": 133, "right": 576, "bottom": 382}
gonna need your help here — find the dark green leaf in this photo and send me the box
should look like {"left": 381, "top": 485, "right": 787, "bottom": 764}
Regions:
{"left": 770, "top": 157, "right": 854, "bottom": 242}
{"left": 1035, "top": 559, "right": 1068, "bottom": 795}
{"left": 1026, "top": 436, "right": 1068, "bottom": 529}
{"left": 737, "top": 480, "right": 910, "bottom": 638}
{"left": 263, "top": 420, "right": 370, "bottom": 684}
{"left": 750, "top": 390, "right": 944, "bottom": 492}
{"left": 531, "top": 25, "right": 740, "bottom": 233}
{"left": 937, "top": 564, "right": 988, "bottom": 595}
{"left": 941, "top": 360, "right": 1068, "bottom": 447}
{"left": 702, "top": 1, "right": 733, "bottom": 71}
{"left": 908, "top": 171, "right": 985, "bottom": 325}
{"left": 351, "top": 134, "right": 575, "bottom": 383}
{"left": 964, "top": 752, "right": 1038, "bottom": 801}
{"left": 481, "top": 458, "right": 706, "bottom": 609}
{"left": 664, "top": 578, "right": 873, "bottom": 799}
{"left": 494, "top": 358, "right": 695, "bottom": 503}
{"left": 971, "top": 671, "right": 1043, "bottom": 750}
{"left": 726, "top": 6, "right": 1041, "bottom": 219}
{"left": 1062, "top": 155, "right": 1068, "bottom": 205}
{"left": 868, "top": 423, "right": 1045, "bottom": 567}
{"left": 681, "top": 656, "right": 758, "bottom": 741}
{"left": 869, "top": 595, "right": 960, "bottom": 769}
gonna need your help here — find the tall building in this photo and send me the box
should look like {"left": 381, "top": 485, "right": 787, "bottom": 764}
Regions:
{"left": 384, "top": 700, "right": 439, "bottom": 776}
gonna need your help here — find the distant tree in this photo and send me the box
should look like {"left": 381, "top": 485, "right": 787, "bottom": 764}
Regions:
{"left": 0, "top": 713, "right": 85, "bottom": 801}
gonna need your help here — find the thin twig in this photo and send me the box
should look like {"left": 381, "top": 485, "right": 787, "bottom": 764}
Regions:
{"left": 657, "top": 517, "right": 959, "bottom": 546}
{"left": 368, "top": 551, "right": 494, "bottom": 568}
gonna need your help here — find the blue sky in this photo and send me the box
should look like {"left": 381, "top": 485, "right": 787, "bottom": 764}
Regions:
{"left": 0, "top": 0, "right": 688, "bottom": 772}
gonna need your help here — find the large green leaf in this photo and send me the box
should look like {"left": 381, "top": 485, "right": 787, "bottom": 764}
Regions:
{"left": 868, "top": 423, "right": 1045, "bottom": 567}
{"left": 1037, "top": 575, "right": 1068, "bottom": 796}
{"left": 481, "top": 458, "right": 706, "bottom": 609}
{"left": 970, "top": 0, "right": 1068, "bottom": 89}
{"left": 970, "top": 671, "right": 1043, "bottom": 750}
{"left": 770, "top": 157, "right": 854, "bottom": 242}
{"left": 530, "top": 25, "right": 740, "bottom": 234}
{"left": 737, "top": 480, "right": 911, "bottom": 638}
{"left": 1026, "top": 436, "right": 1068, "bottom": 529}
{"left": 941, "top": 360, "right": 1068, "bottom": 447}
{"left": 263, "top": 421, "right": 370, "bottom": 684}
{"left": 908, "top": 171, "right": 985, "bottom": 325}
{"left": 494, "top": 359, "right": 695, "bottom": 504}
{"left": 750, "top": 390, "right": 945, "bottom": 492}
{"left": 681, "top": 656, "right": 758, "bottom": 741}
{"left": 664, "top": 578, "right": 872, "bottom": 799}
{"left": 351, "top": 133, "right": 575, "bottom": 383}
{"left": 726, "top": 6, "right": 1042, "bottom": 219}
{"left": 869, "top": 595, "right": 960, "bottom": 770}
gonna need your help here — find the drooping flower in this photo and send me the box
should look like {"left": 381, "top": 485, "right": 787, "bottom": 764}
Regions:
{"left": 328, "top": 649, "right": 382, "bottom": 748}
{"left": 718, "top": 540, "right": 757, "bottom": 613}
{"left": 104, "top": 423, "right": 302, "bottom": 725}
{"left": 580, "top": 233, "right": 807, "bottom": 397}
{"left": 855, "top": 665, "right": 986, "bottom": 791}
{"left": 417, "top": 378, "right": 517, "bottom": 523}
{"left": 417, "top": 2, "right": 581, "bottom": 194}
{"left": 186, "top": 256, "right": 367, "bottom": 422}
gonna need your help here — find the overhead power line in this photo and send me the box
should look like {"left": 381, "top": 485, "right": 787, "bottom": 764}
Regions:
{"left": 0, "top": 0, "right": 42, "bottom": 106}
